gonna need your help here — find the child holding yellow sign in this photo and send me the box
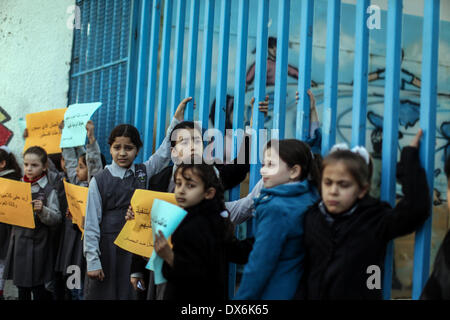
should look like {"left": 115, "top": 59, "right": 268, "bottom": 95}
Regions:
{"left": 55, "top": 120, "right": 104, "bottom": 300}
{"left": 0, "top": 146, "right": 22, "bottom": 300}
{"left": 3, "top": 146, "right": 62, "bottom": 300}
{"left": 83, "top": 99, "right": 188, "bottom": 300}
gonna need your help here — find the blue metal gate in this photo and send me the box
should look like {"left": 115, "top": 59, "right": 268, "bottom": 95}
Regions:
{"left": 69, "top": 0, "right": 442, "bottom": 300}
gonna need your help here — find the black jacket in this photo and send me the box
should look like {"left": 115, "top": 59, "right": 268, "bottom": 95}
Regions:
{"left": 161, "top": 199, "right": 252, "bottom": 301}
{"left": 131, "top": 137, "right": 251, "bottom": 277}
{"left": 299, "top": 146, "right": 430, "bottom": 300}
{"left": 420, "top": 230, "right": 450, "bottom": 300}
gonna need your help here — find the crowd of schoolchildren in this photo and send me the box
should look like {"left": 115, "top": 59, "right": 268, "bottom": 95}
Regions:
{"left": 0, "top": 90, "right": 449, "bottom": 301}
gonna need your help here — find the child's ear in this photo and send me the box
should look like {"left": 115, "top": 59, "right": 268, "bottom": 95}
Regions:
{"left": 290, "top": 164, "right": 302, "bottom": 181}
{"left": 0, "top": 160, "right": 6, "bottom": 169}
{"left": 204, "top": 187, "right": 216, "bottom": 200}
{"left": 358, "top": 184, "right": 370, "bottom": 199}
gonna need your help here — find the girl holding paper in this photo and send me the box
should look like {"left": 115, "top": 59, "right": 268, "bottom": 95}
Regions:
{"left": 0, "top": 146, "right": 22, "bottom": 300}
{"left": 82, "top": 99, "right": 188, "bottom": 300}
{"left": 55, "top": 120, "right": 104, "bottom": 300}
{"left": 154, "top": 162, "right": 253, "bottom": 301}
{"left": 3, "top": 146, "right": 62, "bottom": 300}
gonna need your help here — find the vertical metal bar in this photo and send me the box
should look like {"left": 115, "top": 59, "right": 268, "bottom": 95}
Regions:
{"left": 351, "top": 0, "right": 370, "bottom": 148}
{"left": 170, "top": 0, "right": 187, "bottom": 117}
{"left": 184, "top": 0, "right": 200, "bottom": 120}
{"left": 133, "top": 0, "right": 152, "bottom": 163}
{"left": 321, "top": 0, "right": 341, "bottom": 155}
{"left": 199, "top": 0, "right": 215, "bottom": 130}
{"left": 214, "top": 0, "right": 231, "bottom": 142}
{"left": 273, "top": 0, "right": 290, "bottom": 140}
{"left": 143, "top": 0, "right": 161, "bottom": 160}
{"left": 124, "top": 0, "right": 141, "bottom": 123}
{"left": 228, "top": 0, "right": 250, "bottom": 299}
{"left": 155, "top": 0, "right": 174, "bottom": 148}
{"left": 380, "top": 0, "right": 402, "bottom": 300}
{"left": 249, "top": 0, "right": 269, "bottom": 191}
{"left": 296, "top": 0, "right": 314, "bottom": 141}
{"left": 412, "top": 0, "right": 440, "bottom": 300}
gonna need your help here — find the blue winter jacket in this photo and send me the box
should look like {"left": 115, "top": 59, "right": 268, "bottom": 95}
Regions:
{"left": 235, "top": 180, "right": 319, "bottom": 300}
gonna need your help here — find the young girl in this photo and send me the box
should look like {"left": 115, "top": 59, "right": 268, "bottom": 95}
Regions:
{"left": 300, "top": 130, "right": 430, "bottom": 300}
{"left": 55, "top": 120, "right": 104, "bottom": 300}
{"left": 83, "top": 102, "right": 186, "bottom": 300}
{"left": 0, "top": 146, "right": 22, "bottom": 300}
{"left": 3, "top": 146, "right": 62, "bottom": 300}
{"left": 234, "top": 139, "right": 320, "bottom": 300}
{"left": 154, "top": 162, "right": 252, "bottom": 300}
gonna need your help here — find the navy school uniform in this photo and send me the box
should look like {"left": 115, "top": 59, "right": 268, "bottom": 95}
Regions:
{"left": 3, "top": 175, "right": 62, "bottom": 288}
{"left": 0, "top": 170, "right": 22, "bottom": 261}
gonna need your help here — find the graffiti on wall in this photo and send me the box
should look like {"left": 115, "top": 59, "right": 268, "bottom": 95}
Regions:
{"left": 199, "top": 1, "right": 450, "bottom": 202}
{"left": 0, "top": 106, "right": 13, "bottom": 146}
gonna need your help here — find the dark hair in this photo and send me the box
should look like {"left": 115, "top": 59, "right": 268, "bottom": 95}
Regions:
{"left": 209, "top": 95, "right": 234, "bottom": 130}
{"left": 49, "top": 153, "right": 63, "bottom": 172}
{"left": 0, "top": 148, "right": 22, "bottom": 176}
{"left": 445, "top": 155, "right": 450, "bottom": 180}
{"left": 174, "top": 161, "right": 225, "bottom": 211}
{"left": 265, "top": 139, "right": 320, "bottom": 189}
{"left": 108, "top": 124, "right": 143, "bottom": 151}
{"left": 322, "top": 149, "right": 373, "bottom": 190}
{"left": 23, "top": 146, "right": 48, "bottom": 167}
{"left": 174, "top": 161, "right": 233, "bottom": 243}
{"left": 170, "top": 121, "right": 204, "bottom": 148}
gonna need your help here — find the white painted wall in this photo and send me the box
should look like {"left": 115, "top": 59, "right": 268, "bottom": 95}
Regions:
{"left": 0, "top": 0, "right": 74, "bottom": 162}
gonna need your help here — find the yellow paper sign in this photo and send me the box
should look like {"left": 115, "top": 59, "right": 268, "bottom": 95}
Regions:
{"left": 63, "top": 180, "right": 88, "bottom": 233}
{"left": 24, "top": 108, "right": 67, "bottom": 154}
{"left": 0, "top": 178, "right": 35, "bottom": 229}
{"left": 114, "top": 189, "right": 178, "bottom": 258}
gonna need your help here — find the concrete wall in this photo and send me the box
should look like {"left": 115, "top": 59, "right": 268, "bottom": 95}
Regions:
{"left": 0, "top": 0, "right": 74, "bottom": 163}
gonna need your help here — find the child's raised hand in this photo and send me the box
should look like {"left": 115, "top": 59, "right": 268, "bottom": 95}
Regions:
{"left": 296, "top": 90, "right": 319, "bottom": 122}
{"left": 87, "top": 269, "right": 105, "bottom": 281}
{"left": 174, "top": 97, "right": 194, "bottom": 121}
{"left": 410, "top": 129, "right": 423, "bottom": 148}
{"left": 125, "top": 205, "right": 135, "bottom": 221}
{"left": 32, "top": 200, "right": 43, "bottom": 212}
{"left": 155, "top": 230, "right": 174, "bottom": 266}
{"left": 86, "top": 120, "right": 96, "bottom": 144}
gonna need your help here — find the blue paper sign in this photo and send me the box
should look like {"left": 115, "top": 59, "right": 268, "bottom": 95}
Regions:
{"left": 60, "top": 102, "right": 102, "bottom": 148}
{"left": 145, "top": 199, "right": 187, "bottom": 284}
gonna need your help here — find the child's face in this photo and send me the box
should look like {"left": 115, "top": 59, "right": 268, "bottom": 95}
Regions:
{"left": 76, "top": 158, "right": 88, "bottom": 182}
{"left": 260, "top": 147, "right": 300, "bottom": 188}
{"left": 23, "top": 153, "right": 46, "bottom": 180}
{"left": 171, "top": 128, "right": 203, "bottom": 164}
{"left": 321, "top": 161, "right": 368, "bottom": 214}
{"left": 174, "top": 169, "right": 214, "bottom": 209}
{"left": 110, "top": 136, "right": 138, "bottom": 168}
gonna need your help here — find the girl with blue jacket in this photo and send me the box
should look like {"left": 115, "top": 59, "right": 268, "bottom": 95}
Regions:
{"left": 235, "top": 139, "right": 320, "bottom": 300}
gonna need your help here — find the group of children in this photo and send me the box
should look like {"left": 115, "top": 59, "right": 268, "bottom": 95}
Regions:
{"left": 0, "top": 92, "right": 449, "bottom": 300}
